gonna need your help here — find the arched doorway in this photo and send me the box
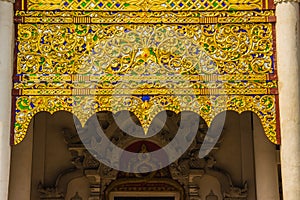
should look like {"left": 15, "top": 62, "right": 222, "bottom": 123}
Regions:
{"left": 7, "top": 110, "right": 282, "bottom": 200}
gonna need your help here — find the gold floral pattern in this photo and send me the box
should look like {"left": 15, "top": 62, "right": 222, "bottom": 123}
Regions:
{"left": 14, "top": 95, "right": 278, "bottom": 145}
{"left": 13, "top": 0, "right": 279, "bottom": 145}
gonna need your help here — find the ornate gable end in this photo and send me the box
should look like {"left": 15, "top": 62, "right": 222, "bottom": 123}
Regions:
{"left": 12, "top": 0, "right": 279, "bottom": 145}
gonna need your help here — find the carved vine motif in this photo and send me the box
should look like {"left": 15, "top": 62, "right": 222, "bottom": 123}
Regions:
{"left": 13, "top": 0, "right": 279, "bottom": 146}
{"left": 16, "top": 24, "right": 273, "bottom": 76}
{"left": 13, "top": 95, "right": 278, "bottom": 144}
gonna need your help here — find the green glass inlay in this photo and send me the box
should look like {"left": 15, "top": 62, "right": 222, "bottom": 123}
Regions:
{"left": 18, "top": 99, "right": 31, "bottom": 110}
{"left": 40, "top": 57, "right": 45, "bottom": 64}
{"left": 15, "top": 123, "right": 21, "bottom": 129}
{"left": 93, "top": 35, "right": 98, "bottom": 41}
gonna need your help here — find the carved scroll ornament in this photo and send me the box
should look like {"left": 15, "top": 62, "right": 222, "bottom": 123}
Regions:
{"left": 12, "top": 0, "right": 280, "bottom": 145}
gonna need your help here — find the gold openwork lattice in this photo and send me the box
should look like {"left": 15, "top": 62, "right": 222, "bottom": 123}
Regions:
{"left": 13, "top": 0, "right": 279, "bottom": 145}
{"left": 25, "top": 0, "right": 266, "bottom": 11}
{"left": 16, "top": 23, "right": 274, "bottom": 75}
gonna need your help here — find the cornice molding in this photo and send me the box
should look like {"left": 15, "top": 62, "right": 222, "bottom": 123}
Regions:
{"left": 0, "top": 0, "right": 15, "bottom": 3}
{"left": 275, "top": 0, "right": 300, "bottom": 4}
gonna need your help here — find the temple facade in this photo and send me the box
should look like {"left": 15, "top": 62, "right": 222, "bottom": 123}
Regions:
{"left": 0, "top": 0, "right": 299, "bottom": 199}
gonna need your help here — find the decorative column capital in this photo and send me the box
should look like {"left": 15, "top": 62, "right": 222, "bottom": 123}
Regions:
{"left": 275, "top": 0, "right": 300, "bottom": 4}
{"left": 0, "top": 0, "right": 15, "bottom": 3}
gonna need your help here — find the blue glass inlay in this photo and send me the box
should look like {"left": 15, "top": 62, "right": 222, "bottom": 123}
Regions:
{"left": 142, "top": 95, "right": 150, "bottom": 102}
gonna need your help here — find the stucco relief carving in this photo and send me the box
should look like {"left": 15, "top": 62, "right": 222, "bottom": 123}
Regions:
{"left": 188, "top": 156, "right": 248, "bottom": 200}
{"left": 71, "top": 192, "right": 83, "bottom": 200}
{"left": 41, "top": 114, "right": 248, "bottom": 200}
{"left": 37, "top": 182, "right": 64, "bottom": 199}
{"left": 36, "top": 128, "right": 101, "bottom": 200}
{"left": 37, "top": 168, "right": 86, "bottom": 200}
{"left": 206, "top": 190, "right": 218, "bottom": 200}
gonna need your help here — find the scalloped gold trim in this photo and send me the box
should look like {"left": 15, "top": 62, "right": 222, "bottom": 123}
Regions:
{"left": 13, "top": 95, "right": 279, "bottom": 145}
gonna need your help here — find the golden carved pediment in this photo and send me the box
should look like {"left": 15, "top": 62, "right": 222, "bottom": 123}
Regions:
{"left": 12, "top": 0, "right": 279, "bottom": 145}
